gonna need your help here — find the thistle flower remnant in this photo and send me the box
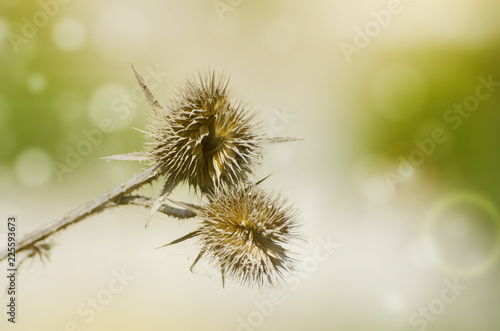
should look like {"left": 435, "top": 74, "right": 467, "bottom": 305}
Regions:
{"left": 160, "top": 183, "right": 302, "bottom": 288}
{"left": 146, "top": 70, "right": 264, "bottom": 195}
{"left": 3, "top": 65, "right": 305, "bottom": 292}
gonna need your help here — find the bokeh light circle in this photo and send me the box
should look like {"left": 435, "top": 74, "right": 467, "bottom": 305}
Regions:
{"left": 0, "top": 17, "right": 8, "bottom": 43}
{"left": 27, "top": 73, "right": 47, "bottom": 93}
{"left": 87, "top": 83, "right": 136, "bottom": 131}
{"left": 15, "top": 148, "right": 53, "bottom": 187}
{"left": 53, "top": 17, "right": 86, "bottom": 52}
{"left": 424, "top": 192, "right": 500, "bottom": 278}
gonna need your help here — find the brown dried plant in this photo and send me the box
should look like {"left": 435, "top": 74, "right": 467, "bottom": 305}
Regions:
{"left": 0, "top": 65, "right": 304, "bottom": 289}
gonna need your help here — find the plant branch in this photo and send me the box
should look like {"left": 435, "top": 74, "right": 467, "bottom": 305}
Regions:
{"left": 114, "top": 195, "right": 196, "bottom": 219}
{"left": 0, "top": 166, "right": 195, "bottom": 262}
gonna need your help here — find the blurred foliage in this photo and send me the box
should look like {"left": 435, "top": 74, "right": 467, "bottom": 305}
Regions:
{"left": 346, "top": 46, "right": 500, "bottom": 199}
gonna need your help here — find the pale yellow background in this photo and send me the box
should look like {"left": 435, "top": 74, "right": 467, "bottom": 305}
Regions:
{"left": 1, "top": 0, "right": 500, "bottom": 330}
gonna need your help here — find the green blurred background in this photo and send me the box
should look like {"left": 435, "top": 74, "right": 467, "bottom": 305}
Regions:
{"left": 1, "top": 0, "right": 500, "bottom": 330}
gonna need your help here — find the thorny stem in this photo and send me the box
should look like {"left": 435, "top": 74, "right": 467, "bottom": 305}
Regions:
{"left": 0, "top": 165, "right": 195, "bottom": 262}
{"left": 115, "top": 195, "right": 196, "bottom": 219}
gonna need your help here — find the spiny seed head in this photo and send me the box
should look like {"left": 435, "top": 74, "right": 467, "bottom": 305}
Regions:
{"left": 195, "top": 183, "right": 301, "bottom": 288}
{"left": 147, "top": 70, "right": 264, "bottom": 193}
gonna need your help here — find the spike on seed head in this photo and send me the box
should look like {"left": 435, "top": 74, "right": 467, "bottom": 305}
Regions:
{"left": 146, "top": 70, "right": 264, "bottom": 193}
{"left": 184, "top": 183, "right": 302, "bottom": 288}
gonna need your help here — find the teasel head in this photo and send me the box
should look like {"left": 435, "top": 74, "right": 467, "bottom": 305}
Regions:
{"left": 158, "top": 182, "right": 303, "bottom": 288}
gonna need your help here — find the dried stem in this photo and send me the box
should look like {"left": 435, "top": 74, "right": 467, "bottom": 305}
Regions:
{"left": 115, "top": 195, "right": 196, "bottom": 219}
{"left": 0, "top": 165, "right": 195, "bottom": 262}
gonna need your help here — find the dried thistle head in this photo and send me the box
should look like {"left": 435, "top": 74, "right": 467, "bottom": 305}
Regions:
{"left": 146, "top": 70, "right": 264, "bottom": 194}
{"left": 105, "top": 66, "right": 301, "bottom": 226}
{"left": 160, "top": 183, "right": 302, "bottom": 288}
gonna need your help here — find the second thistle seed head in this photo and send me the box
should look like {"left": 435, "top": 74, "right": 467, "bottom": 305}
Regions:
{"left": 147, "top": 71, "right": 263, "bottom": 193}
{"left": 196, "top": 183, "right": 301, "bottom": 288}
